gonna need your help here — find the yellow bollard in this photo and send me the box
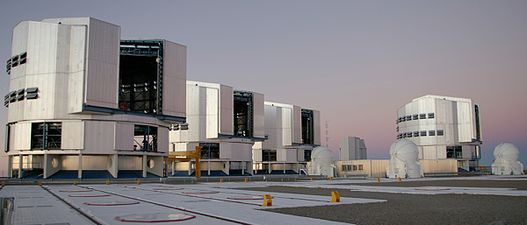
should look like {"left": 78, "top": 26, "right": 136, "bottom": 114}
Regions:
{"left": 262, "top": 194, "right": 273, "bottom": 206}
{"left": 37, "top": 181, "right": 42, "bottom": 187}
{"left": 136, "top": 179, "right": 141, "bottom": 185}
{"left": 105, "top": 179, "right": 111, "bottom": 185}
{"left": 397, "top": 177, "right": 402, "bottom": 182}
{"left": 220, "top": 178, "right": 224, "bottom": 183}
{"left": 376, "top": 177, "right": 381, "bottom": 183}
{"left": 73, "top": 180, "right": 79, "bottom": 186}
{"left": 331, "top": 191, "right": 340, "bottom": 203}
{"left": 310, "top": 177, "right": 313, "bottom": 181}
{"left": 244, "top": 177, "right": 248, "bottom": 183}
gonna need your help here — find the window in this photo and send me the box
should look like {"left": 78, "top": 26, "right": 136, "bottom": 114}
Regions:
{"left": 429, "top": 130, "right": 436, "bottom": 136}
{"left": 352, "top": 165, "right": 358, "bottom": 171}
{"left": 234, "top": 91, "right": 254, "bottom": 138}
{"left": 413, "top": 132, "right": 419, "bottom": 137}
{"left": 200, "top": 143, "right": 220, "bottom": 159}
{"left": 133, "top": 125, "right": 158, "bottom": 151}
{"left": 412, "top": 114, "right": 418, "bottom": 120}
{"left": 406, "top": 115, "right": 412, "bottom": 121}
{"left": 304, "top": 149, "right": 312, "bottom": 162}
{"left": 406, "top": 132, "right": 412, "bottom": 138}
{"left": 358, "top": 165, "right": 364, "bottom": 171}
{"left": 447, "top": 146, "right": 463, "bottom": 159}
{"left": 342, "top": 165, "right": 353, "bottom": 171}
{"left": 301, "top": 109, "right": 314, "bottom": 144}
{"left": 31, "top": 122, "right": 62, "bottom": 150}
{"left": 428, "top": 113, "right": 435, "bottom": 119}
{"left": 437, "top": 130, "right": 444, "bottom": 136}
{"left": 401, "top": 117, "right": 406, "bottom": 122}
{"left": 419, "top": 114, "right": 426, "bottom": 119}
{"left": 420, "top": 131, "right": 427, "bottom": 137}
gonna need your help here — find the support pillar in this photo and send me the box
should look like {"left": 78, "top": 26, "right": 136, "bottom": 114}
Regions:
{"left": 171, "top": 161, "right": 175, "bottom": 176}
{"left": 7, "top": 156, "right": 13, "bottom": 178}
{"left": 18, "top": 154, "right": 22, "bottom": 178}
{"left": 78, "top": 152, "right": 83, "bottom": 179}
{"left": 241, "top": 161, "right": 245, "bottom": 175}
{"left": 142, "top": 154, "right": 147, "bottom": 178}
{"left": 43, "top": 153, "right": 49, "bottom": 179}
{"left": 188, "top": 161, "right": 192, "bottom": 176}
{"left": 283, "top": 162, "right": 286, "bottom": 174}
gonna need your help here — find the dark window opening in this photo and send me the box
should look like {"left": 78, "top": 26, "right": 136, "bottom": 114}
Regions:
{"left": 262, "top": 149, "right": 277, "bottom": 161}
{"left": 412, "top": 114, "right": 418, "bottom": 120}
{"left": 304, "top": 149, "right": 312, "bottom": 162}
{"left": 301, "top": 109, "right": 314, "bottom": 145}
{"left": 447, "top": 146, "right": 463, "bottom": 159}
{"left": 401, "top": 117, "right": 406, "bottom": 122}
{"left": 5, "top": 124, "right": 11, "bottom": 152}
{"left": 233, "top": 91, "right": 253, "bottom": 138}
{"left": 475, "top": 105, "right": 481, "bottom": 141}
{"left": 31, "top": 122, "right": 62, "bottom": 150}
{"left": 119, "top": 40, "right": 163, "bottom": 115}
{"left": 437, "top": 130, "right": 444, "bottom": 136}
{"left": 200, "top": 143, "right": 220, "bottom": 159}
{"left": 428, "top": 113, "right": 435, "bottom": 119}
{"left": 413, "top": 131, "right": 419, "bottom": 137}
{"left": 406, "top": 115, "right": 412, "bottom": 121}
{"left": 429, "top": 130, "right": 436, "bottom": 136}
{"left": 420, "top": 131, "right": 427, "bottom": 136}
{"left": 133, "top": 125, "right": 158, "bottom": 151}
{"left": 419, "top": 114, "right": 426, "bottom": 119}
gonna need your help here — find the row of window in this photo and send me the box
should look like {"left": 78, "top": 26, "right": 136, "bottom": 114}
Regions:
{"left": 6, "top": 52, "right": 27, "bottom": 75}
{"left": 342, "top": 164, "right": 364, "bottom": 172}
{"left": 397, "top": 130, "right": 444, "bottom": 139}
{"left": 4, "top": 87, "right": 38, "bottom": 107}
{"left": 397, "top": 113, "right": 435, "bottom": 124}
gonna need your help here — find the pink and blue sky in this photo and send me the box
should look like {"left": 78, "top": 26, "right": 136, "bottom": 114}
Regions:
{"left": 1, "top": 0, "right": 526, "bottom": 165}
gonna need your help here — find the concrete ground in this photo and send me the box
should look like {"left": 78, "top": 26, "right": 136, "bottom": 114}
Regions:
{"left": 1, "top": 175, "right": 526, "bottom": 225}
{"left": 236, "top": 176, "right": 527, "bottom": 225}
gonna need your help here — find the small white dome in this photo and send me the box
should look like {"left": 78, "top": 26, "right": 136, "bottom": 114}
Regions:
{"left": 494, "top": 143, "right": 520, "bottom": 161}
{"left": 311, "top": 146, "right": 333, "bottom": 160}
{"left": 389, "top": 139, "right": 419, "bottom": 162}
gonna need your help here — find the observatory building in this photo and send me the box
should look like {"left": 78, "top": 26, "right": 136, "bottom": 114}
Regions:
{"left": 396, "top": 95, "right": 482, "bottom": 171}
{"left": 252, "top": 102, "right": 321, "bottom": 174}
{"left": 339, "top": 136, "right": 367, "bottom": 160}
{"left": 4, "top": 17, "right": 186, "bottom": 179}
{"left": 169, "top": 81, "right": 265, "bottom": 176}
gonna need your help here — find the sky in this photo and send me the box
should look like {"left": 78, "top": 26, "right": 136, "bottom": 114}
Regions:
{"left": 0, "top": 0, "right": 526, "bottom": 165}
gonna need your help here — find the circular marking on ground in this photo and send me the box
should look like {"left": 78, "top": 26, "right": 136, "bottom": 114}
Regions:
{"left": 68, "top": 194, "right": 111, "bottom": 197}
{"left": 115, "top": 213, "right": 196, "bottom": 223}
{"left": 414, "top": 187, "right": 451, "bottom": 191}
{"left": 84, "top": 200, "right": 140, "bottom": 206}
{"left": 227, "top": 196, "right": 264, "bottom": 200}
{"left": 59, "top": 189, "right": 92, "bottom": 193}
{"left": 182, "top": 191, "right": 220, "bottom": 195}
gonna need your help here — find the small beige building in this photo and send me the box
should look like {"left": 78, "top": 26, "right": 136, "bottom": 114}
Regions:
{"left": 336, "top": 159, "right": 458, "bottom": 178}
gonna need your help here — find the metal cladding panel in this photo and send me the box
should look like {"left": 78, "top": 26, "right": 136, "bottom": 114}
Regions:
{"left": 252, "top": 92, "right": 265, "bottom": 138}
{"left": 84, "top": 121, "right": 115, "bottom": 153}
{"left": 67, "top": 26, "right": 88, "bottom": 113}
{"left": 14, "top": 122, "right": 31, "bottom": 151}
{"left": 162, "top": 41, "right": 187, "bottom": 118}
{"left": 61, "top": 121, "right": 84, "bottom": 150}
{"left": 313, "top": 109, "right": 321, "bottom": 145}
{"left": 84, "top": 18, "right": 120, "bottom": 109}
{"left": 292, "top": 106, "right": 302, "bottom": 144}
{"left": 281, "top": 107, "right": 292, "bottom": 146}
{"left": 252, "top": 148, "right": 262, "bottom": 161}
{"left": 456, "top": 101, "right": 474, "bottom": 143}
{"left": 220, "top": 142, "right": 252, "bottom": 161}
{"left": 205, "top": 87, "right": 219, "bottom": 139}
{"left": 219, "top": 85, "right": 233, "bottom": 135}
{"left": 114, "top": 122, "right": 134, "bottom": 150}
{"left": 262, "top": 105, "right": 279, "bottom": 149}
{"left": 157, "top": 127, "right": 169, "bottom": 153}
{"left": 185, "top": 84, "right": 203, "bottom": 141}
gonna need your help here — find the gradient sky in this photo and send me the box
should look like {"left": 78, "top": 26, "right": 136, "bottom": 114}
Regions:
{"left": 1, "top": 0, "right": 526, "bottom": 165}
